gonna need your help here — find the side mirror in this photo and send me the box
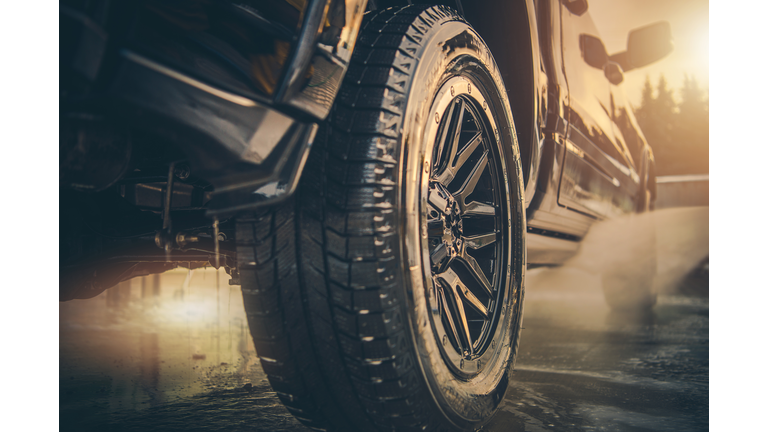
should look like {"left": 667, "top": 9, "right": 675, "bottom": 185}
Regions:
{"left": 562, "top": 0, "right": 589, "bottom": 16}
{"left": 604, "top": 61, "right": 624, "bottom": 85}
{"left": 580, "top": 34, "right": 623, "bottom": 85}
{"left": 580, "top": 34, "right": 607, "bottom": 69}
{"left": 610, "top": 21, "right": 673, "bottom": 72}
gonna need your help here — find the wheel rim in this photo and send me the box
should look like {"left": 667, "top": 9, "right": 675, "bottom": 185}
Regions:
{"left": 421, "top": 76, "right": 511, "bottom": 378}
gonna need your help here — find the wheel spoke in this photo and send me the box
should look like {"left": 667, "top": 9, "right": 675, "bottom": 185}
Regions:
{"left": 456, "top": 278, "right": 488, "bottom": 319}
{"left": 445, "top": 100, "right": 465, "bottom": 169}
{"left": 463, "top": 201, "right": 496, "bottom": 217}
{"left": 437, "top": 281, "right": 465, "bottom": 354}
{"left": 434, "top": 99, "right": 465, "bottom": 176}
{"left": 464, "top": 232, "right": 498, "bottom": 250}
{"left": 454, "top": 151, "right": 488, "bottom": 212}
{"left": 437, "top": 268, "right": 476, "bottom": 356}
{"left": 428, "top": 189, "right": 450, "bottom": 216}
{"left": 436, "top": 131, "right": 482, "bottom": 186}
{"left": 458, "top": 249, "right": 493, "bottom": 296}
{"left": 438, "top": 268, "right": 488, "bottom": 319}
{"left": 433, "top": 101, "right": 456, "bottom": 171}
{"left": 451, "top": 289, "right": 473, "bottom": 357}
{"left": 430, "top": 242, "right": 449, "bottom": 268}
{"left": 453, "top": 132, "right": 482, "bottom": 171}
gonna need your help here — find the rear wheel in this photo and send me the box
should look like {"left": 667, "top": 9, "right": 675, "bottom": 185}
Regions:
{"left": 236, "top": 6, "right": 526, "bottom": 431}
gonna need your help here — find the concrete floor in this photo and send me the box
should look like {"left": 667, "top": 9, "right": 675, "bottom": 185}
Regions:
{"left": 59, "top": 264, "right": 707, "bottom": 432}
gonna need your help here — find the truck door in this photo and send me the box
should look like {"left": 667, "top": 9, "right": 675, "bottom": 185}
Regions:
{"left": 609, "top": 88, "right": 645, "bottom": 202}
{"left": 558, "top": 1, "right": 636, "bottom": 218}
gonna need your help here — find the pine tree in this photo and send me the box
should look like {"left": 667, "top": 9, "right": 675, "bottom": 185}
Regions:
{"left": 633, "top": 73, "right": 708, "bottom": 175}
{"left": 635, "top": 75, "right": 655, "bottom": 132}
{"left": 654, "top": 75, "right": 676, "bottom": 117}
{"left": 676, "top": 74, "right": 709, "bottom": 174}
{"left": 635, "top": 74, "right": 675, "bottom": 175}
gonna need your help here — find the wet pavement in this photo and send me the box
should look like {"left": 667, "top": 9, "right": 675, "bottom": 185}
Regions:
{"left": 485, "top": 267, "right": 708, "bottom": 432}
{"left": 60, "top": 266, "right": 708, "bottom": 432}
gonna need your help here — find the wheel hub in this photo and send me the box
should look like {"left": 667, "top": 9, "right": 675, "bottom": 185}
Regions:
{"left": 429, "top": 182, "right": 464, "bottom": 272}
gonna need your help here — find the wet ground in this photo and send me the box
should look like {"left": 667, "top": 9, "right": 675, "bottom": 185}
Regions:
{"left": 60, "top": 267, "right": 708, "bottom": 432}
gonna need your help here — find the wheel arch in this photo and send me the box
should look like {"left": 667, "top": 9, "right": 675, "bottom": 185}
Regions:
{"left": 367, "top": 1, "right": 542, "bottom": 192}
{"left": 461, "top": 0, "right": 541, "bottom": 192}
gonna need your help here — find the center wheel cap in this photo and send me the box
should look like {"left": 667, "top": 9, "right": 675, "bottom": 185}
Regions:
{"left": 428, "top": 182, "right": 465, "bottom": 272}
{"left": 445, "top": 200, "right": 463, "bottom": 248}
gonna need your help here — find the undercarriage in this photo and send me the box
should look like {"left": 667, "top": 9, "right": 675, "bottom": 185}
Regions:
{"left": 60, "top": 135, "right": 238, "bottom": 300}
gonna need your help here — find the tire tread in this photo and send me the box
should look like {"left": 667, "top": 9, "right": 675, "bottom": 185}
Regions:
{"left": 238, "top": 5, "right": 468, "bottom": 431}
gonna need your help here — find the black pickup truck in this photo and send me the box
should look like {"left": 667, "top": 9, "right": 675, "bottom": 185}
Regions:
{"left": 60, "top": 1, "right": 672, "bottom": 430}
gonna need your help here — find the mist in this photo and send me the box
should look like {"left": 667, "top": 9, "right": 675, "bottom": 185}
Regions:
{"left": 527, "top": 207, "right": 709, "bottom": 301}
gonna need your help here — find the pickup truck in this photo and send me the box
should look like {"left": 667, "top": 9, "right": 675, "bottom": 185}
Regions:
{"left": 60, "top": 1, "right": 672, "bottom": 430}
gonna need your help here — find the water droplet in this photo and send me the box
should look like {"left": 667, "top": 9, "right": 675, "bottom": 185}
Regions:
{"left": 450, "top": 86, "right": 455, "bottom": 96}
{"left": 435, "top": 112, "right": 440, "bottom": 123}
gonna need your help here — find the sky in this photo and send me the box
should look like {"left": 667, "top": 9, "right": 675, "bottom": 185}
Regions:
{"left": 588, "top": 0, "right": 709, "bottom": 107}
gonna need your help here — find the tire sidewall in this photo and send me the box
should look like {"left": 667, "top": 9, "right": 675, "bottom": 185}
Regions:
{"left": 394, "top": 13, "right": 526, "bottom": 428}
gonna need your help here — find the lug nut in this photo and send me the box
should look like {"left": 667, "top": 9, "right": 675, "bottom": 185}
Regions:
{"left": 174, "top": 164, "right": 191, "bottom": 180}
{"left": 176, "top": 232, "right": 199, "bottom": 248}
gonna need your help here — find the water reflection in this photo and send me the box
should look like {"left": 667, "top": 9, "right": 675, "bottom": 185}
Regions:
{"left": 605, "top": 308, "right": 657, "bottom": 327}
{"left": 139, "top": 332, "right": 161, "bottom": 407}
{"left": 60, "top": 268, "right": 270, "bottom": 430}
{"left": 60, "top": 207, "right": 708, "bottom": 431}
{"left": 510, "top": 264, "right": 708, "bottom": 432}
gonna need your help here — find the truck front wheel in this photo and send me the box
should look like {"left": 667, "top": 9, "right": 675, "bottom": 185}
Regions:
{"left": 237, "top": 5, "right": 526, "bottom": 431}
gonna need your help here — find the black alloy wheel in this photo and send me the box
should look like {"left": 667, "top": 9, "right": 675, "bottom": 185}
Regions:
{"left": 401, "top": 62, "right": 525, "bottom": 428}
{"left": 236, "top": 5, "right": 526, "bottom": 431}
{"left": 426, "top": 90, "right": 509, "bottom": 374}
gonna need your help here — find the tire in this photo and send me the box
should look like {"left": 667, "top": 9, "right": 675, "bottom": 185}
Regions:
{"left": 236, "top": 5, "right": 526, "bottom": 431}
